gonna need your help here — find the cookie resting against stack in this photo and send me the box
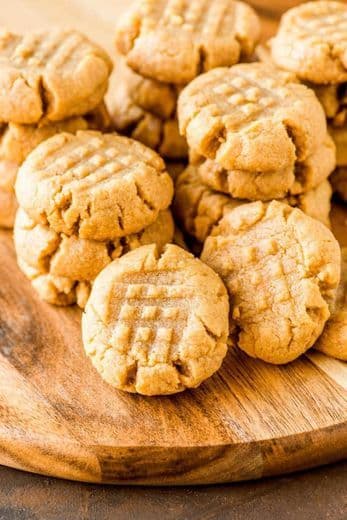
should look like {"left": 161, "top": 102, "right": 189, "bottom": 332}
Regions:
{"left": 82, "top": 244, "right": 229, "bottom": 396}
{"left": 14, "top": 131, "right": 174, "bottom": 307}
{"left": 0, "top": 29, "right": 113, "bottom": 228}
{"left": 201, "top": 202, "right": 341, "bottom": 364}
{"left": 270, "top": 1, "right": 347, "bottom": 202}
{"left": 108, "top": 0, "right": 261, "bottom": 160}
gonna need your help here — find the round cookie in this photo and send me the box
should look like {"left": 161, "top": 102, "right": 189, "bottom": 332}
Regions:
{"left": 331, "top": 167, "right": 347, "bottom": 202}
{"left": 14, "top": 208, "right": 174, "bottom": 308}
{"left": 82, "top": 243, "right": 229, "bottom": 395}
{"left": 115, "top": 0, "right": 260, "bottom": 85}
{"left": 15, "top": 130, "right": 174, "bottom": 241}
{"left": 315, "top": 247, "right": 347, "bottom": 361}
{"left": 201, "top": 201, "right": 341, "bottom": 364}
{"left": 174, "top": 165, "right": 332, "bottom": 242}
{"left": 196, "top": 135, "right": 336, "bottom": 200}
{"left": 0, "top": 29, "right": 112, "bottom": 124}
{"left": 270, "top": 1, "right": 347, "bottom": 84}
{"left": 178, "top": 63, "right": 328, "bottom": 178}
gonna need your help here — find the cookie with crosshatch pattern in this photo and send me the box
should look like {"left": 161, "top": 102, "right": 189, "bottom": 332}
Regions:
{"left": 82, "top": 244, "right": 229, "bottom": 395}
{"left": 115, "top": 0, "right": 260, "bottom": 84}
{"left": 0, "top": 29, "right": 112, "bottom": 124}
{"left": 201, "top": 201, "right": 341, "bottom": 365}
{"left": 270, "top": 1, "right": 347, "bottom": 84}
{"left": 15, "top": 130, "right": 174, "bottom": 241}
{"left": 178, "top": 63, "right": 329, "bottom": 184}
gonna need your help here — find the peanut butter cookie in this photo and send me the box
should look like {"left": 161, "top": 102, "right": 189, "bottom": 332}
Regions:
{"left": 174, "top": 165, "right": 332, "bottom": 242}
{"left": 201, "top": 201, "right": 341, "bottom": 364}
{"left": 82, "top": 243, "right": 229, "bottom": 395}
{"left": 14, "top": 208, "right": 174, "bottom": 308}
{"left": 270, "top": 1, "right": 347, "bottom": 84}
{"left": 178, "top": 64, "right": 329, "bottom": 179}
{"left": 0, "top": 29, "right": 112, "bottom": 124}
{"left": 115, "top": 0, "right": 260, "bottom": 84}
{"left": 315, "top": 247, "right": 347, "bottom": 360}
{"left": 15, "top": 130, "right": 174, "bottom": 241}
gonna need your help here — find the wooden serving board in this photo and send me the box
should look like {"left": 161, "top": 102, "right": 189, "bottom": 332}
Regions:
{"left": 0, "top": 204, "right": 346, "bottom": 485}
{"left": 0, "top": 0, "right": 346, "bottom": 485}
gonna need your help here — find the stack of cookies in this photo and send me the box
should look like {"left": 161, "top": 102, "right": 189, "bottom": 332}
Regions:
{"left": 4, "top": 2, "right": 345, "bottom": 397}
{"left": 14, "top": 131, "right": 174, "bottom": 308}
{"left": 173, "top": 60, "right": 342, "bottom": 366}
{"left": 174, "top": 62, "right": 336, "bottom": 245}
{"left": 108, "top": 0, "right": 261, "bottom": 162}
{"left": 270, "top": 0, "right": 347, "bottom": 202}
{"left": 0, "top": 29, "right": 113, "bottom": 229}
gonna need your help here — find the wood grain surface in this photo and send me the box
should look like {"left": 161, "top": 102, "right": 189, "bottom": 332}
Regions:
{"left": 0, "top": 0, "right": 346, "bottom": 486}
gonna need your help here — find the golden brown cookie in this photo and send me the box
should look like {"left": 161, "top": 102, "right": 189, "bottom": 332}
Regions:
{"left": 82, "top": 243, "right": 229, "bottom": 395}
{"left": 14, "top": 208, "right": 174, "bottom": 308}
{"left": 201, "top": 201, "right": 341, "bottom": 364}
{"left": 196, "top": 135, "right": 335, "bottom": 200}
{"left": 115, "top": 0, "right": 260, "bottom": 84}
{"left": 331, "top": 167, "right": 347, "bottom": 202}
{"left": 178, "top": 63, "right": 329, "bottom": 179}
{"left": 15, "top": 130, "right": 173, "bottom": 241}
{"left": 174, "top": 165, "right": 332, "bottom": 242}
{"left": 0, "top": 29, "right": 112, "bottom": 124}
{"left": 270, "top": 1, "right": 347, "bottom": 84}
{"left": 315, "top": 247, "right": 347, "bottom": 360}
